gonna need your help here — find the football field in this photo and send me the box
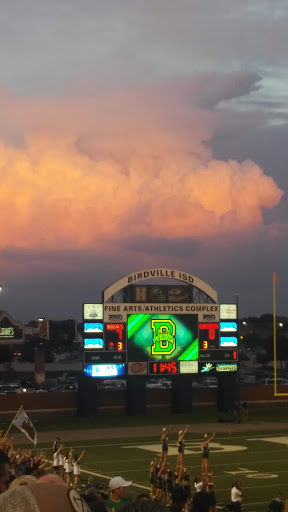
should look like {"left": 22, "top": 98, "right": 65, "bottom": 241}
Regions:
{"left": 39, "top": 428, "right": 288, "bottom": 512}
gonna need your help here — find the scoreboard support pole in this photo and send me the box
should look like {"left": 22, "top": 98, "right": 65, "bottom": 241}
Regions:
{"left": 171, "top": 375, "right": 193, "bottom": 413}
{"left": 126, "top": 375, "right": 147, "bottom": 415}
{"left": 217, "top": 373, "right": 238, "bottom": 417}
{"left": 78, "top": 375, "right": 99, "bottom": 416}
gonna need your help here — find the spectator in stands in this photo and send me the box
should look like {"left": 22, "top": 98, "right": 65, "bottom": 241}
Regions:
{"left": 82, "top": 492, "right": 107, "bottom": 512}
{"left": 87, "top": 477, "right": 95, "bottom": 490}
{"left": 118, "top": 499, "right": 167, "bottom": 512}
{"left": 106, "top": 476, "right": 132, "bottom": 511}
{"left": 9, "top": 475, "right": 37, "bottom": 489}
{"left": 0, "top": 482, "right": 91, "bottom": 512}
{"left": 136, "top": 494, "right": 151, "bottom": 503}
{"left": 269, "top": 493, "right": 284, "bottom": 512}
{"left": 206, "top": 483, "right": 216, "bottom": 512}
{"left": 191, "top": 487, "right": 211, "bottom": 512}
{"left": 0, "top": 449, "right": 11, "bottom": 494}
{"left": 169, "top": 487, "right": 187, "bottom": 512}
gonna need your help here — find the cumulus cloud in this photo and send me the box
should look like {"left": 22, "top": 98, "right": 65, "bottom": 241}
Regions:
{"left": 0, "top": 75, "right": 284, "bottom": 251}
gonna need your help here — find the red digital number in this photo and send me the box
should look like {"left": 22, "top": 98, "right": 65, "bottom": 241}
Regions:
{"left": 209, "top": 329, "right": 215, "bottom": 340}
{"left": 233, "top": 350, "right": 237, "bottom": 360}
{"left": 171, "top": 361, "right": 177, "bottom": 373}
{"left": 106, "top": 324, "right": 124, "bottom": 340}
{"left": 152, "top": 362, "right": 178, "bottom": 374}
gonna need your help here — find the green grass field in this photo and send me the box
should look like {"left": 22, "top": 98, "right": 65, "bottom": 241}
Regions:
{"left": 34, "top": 429, "right": 288, "bottom": 512}
{"left": 3, "top": 408, "right": 288, "bottom": 511}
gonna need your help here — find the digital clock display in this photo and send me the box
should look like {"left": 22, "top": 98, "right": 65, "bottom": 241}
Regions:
{"left": 148, "top": 361, "right": 179, "bottom": 375}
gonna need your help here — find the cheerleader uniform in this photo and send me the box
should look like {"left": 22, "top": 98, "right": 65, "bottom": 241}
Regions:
{"left": 157, "top": 473, "right": 163, "bottom": 490}
{"left": 202, "top": 444, "right": 209, "bottom": 459}
{"left": 166, "top": 474, "right": 173, "bottom": 494}
{"left": 65, "top": 457, "right": 72, "bottom": 476}
{"left": 162, "top": 436, "right": 168, "bottom": 453}
{"left": 73, "top": 461, "right": 81, "bottom": 478}
{"left": 178, "top": 439, "right": 185, "bottom": 454}
{"left": 59, "top": 453, "right": 64, "bottom": 470}
{"left": 53, "top": 452, "right": 60, "bottom": 473}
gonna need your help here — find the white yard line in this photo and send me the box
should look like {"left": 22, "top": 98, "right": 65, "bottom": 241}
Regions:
{"left": 79, "top": 468, "right": 150, "bottom": 490}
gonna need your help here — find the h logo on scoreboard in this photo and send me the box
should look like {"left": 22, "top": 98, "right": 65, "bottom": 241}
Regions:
{"left": 134, "top": 287, "right": 147, "bottom": 302}
{"left": 151, "top": 319, "right": 176, "bottom": 355}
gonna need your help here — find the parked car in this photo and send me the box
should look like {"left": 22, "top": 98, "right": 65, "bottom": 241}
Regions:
{"left": 0, "top": 384, "right": 26, "bottom": 394}
{"left": 98, "top": 381, "right": 123, "bottom": 391}
{"left": 146, "top": 379, "right": 172, "bottom": 390}
{"left": 202, "top": 377, "right": 218, "bottom": 387}
{"left": 192, "top": 381, "right": 205, "bottom": 388}
{"left": 258, "top": 377, "right": 284, "bottom": 386}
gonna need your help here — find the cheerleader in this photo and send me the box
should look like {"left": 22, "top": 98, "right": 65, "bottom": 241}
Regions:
{"left": 64, "top": 448, "right": 73, "bottom": 486}
{"left": 59, "top": 447, "right": 65, "bottom": 479}
{"left": 177, "top": 425, "right": 188, "bottom": 470}
{"left": 73, "top": 450, "right": 85, "bottom": 490}
{"left": 161, "top": 425, "right": 171, "bottom": 463}
{"left": 53, "top": 444, "right": 62, "bottom": 475}
{"left": 183, "top": 468, "right": 192, "bottom": 505}
{"left": 155, "top": 455, "right": 167, "bottom": 502}
{"left": 149, "top": 458, "right": 157, "bottom": 497}
{"left": 201, "top": 433, "right": 215, "bottom": 476}
{"left": 194, "top": 474, "right": 204, "bottom": 493}
{"left": 165, "top": 468, "right": 173, "bottom": 505}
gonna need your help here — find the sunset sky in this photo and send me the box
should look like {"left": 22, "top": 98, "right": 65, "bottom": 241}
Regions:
{"left": 1, "top": 0, "right": 287, "bottom": 321}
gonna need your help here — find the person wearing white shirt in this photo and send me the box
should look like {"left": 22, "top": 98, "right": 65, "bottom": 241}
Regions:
{"left": 73, "top": 450, "right": 85, "bottom": 490}
{"left": 53, "top": 444, "right": 62, "bottom": 475}
{"left": 59, "top": 448, "right": 65, "bottom": 479}
{"left": 64, "top": 448, "right": 73, "bottom": 487}
{"left": 231, "top": 481, "right": 242, "bottom": 512}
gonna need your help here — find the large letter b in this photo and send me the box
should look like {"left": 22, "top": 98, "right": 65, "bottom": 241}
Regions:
{"left": 151, "top": 319, "right": 176, "bottom": 356}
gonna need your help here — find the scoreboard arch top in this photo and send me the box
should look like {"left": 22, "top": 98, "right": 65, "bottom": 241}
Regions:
{"left": 103, "top": 268, "right": 218, "bottom": 303}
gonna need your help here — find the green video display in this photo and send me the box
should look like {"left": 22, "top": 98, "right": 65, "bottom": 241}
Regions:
{"left": 127, "top": 314, "right": 198, "bottom": 362}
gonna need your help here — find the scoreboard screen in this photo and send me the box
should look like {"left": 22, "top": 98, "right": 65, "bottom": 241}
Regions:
{"left": 127, "top": 314, "right": 198, "bottom": 362}
{"left": 83, "top": 302, "right": 238, "bottom": 375}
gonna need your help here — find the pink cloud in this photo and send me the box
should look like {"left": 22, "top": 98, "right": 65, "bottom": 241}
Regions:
{"left": 0, "top": 77, "right": 284, "bottom": 251}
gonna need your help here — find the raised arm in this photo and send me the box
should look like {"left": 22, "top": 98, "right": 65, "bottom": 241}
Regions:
{"left": 207, "top": 433, "right": 215, "bottom": 443}
{"left": 181, "top": 425, "right": 188, "bottom": 439}
{"left": 75, "top": 450, "right": 85, "bottom": 464}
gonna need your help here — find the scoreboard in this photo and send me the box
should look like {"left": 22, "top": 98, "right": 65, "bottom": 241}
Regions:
{"left": 83, "top": 303, "right": 238, "bottom": 377}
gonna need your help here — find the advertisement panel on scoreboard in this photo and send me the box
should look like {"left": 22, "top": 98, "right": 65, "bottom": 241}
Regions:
{"left": 127, "top": 313, "right": 198, "bottom": 362}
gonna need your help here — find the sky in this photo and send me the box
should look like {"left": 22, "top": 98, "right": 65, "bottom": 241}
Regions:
{"left": 0, "top": 0, "right": 287, "bottom": 322}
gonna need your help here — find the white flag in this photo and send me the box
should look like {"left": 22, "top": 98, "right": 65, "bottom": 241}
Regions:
{"left": 13, "top": 408, "right": 37, "bottom": 446}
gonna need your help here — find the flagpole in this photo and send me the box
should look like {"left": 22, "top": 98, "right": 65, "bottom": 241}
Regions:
{"left": 273, "top": 272, "right": 277, "bottom": 396}
{"left": 4, "top": 405, "right": 23, "bottom": 438}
